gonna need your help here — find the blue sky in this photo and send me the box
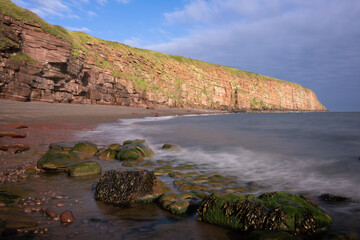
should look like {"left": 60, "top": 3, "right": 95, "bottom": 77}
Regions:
{"left": 12, "top": 0, "right": 360, "bottom": 111}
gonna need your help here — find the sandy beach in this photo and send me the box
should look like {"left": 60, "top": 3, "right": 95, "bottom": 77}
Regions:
{"left": 0, "top": 99, "right": 219, "bottom": 171}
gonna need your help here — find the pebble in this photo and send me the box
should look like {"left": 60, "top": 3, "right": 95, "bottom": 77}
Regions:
{"left": 24, "top": 207, "right": 31, "bottom": 214}
{"left": 0, "top": 203, "right": 6, "bottom": 207}
{"left": 46, "top": 209, "right": 59, "bottom": 218}
{"left": 60, "top": 210, "right": 75, "bottom": 224}
{"left": 53, "top": 217, "right": 60, "bottom": 221}
{"left": 57, "top": 203, "right": 65, "bottom": 207}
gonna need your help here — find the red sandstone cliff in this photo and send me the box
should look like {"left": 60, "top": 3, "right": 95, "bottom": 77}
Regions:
{"left": 0, "top": 1, "right": 326, "bottom": 112}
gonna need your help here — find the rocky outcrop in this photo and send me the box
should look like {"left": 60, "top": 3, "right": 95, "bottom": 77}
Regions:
{"left": 0, "top": 1, "right": 326, "bottom": 111}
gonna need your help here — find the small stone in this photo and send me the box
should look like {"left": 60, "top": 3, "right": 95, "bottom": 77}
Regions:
{"left": 24, "top": 207, "right": 31, "bottom": 214}
{"left": 60, "top": 210, "right": 75, "bottom": 224}
{"left": 0, "top": 202, "right": 6, "bottom": 207}
{"left": 46, "top": 209, "right": 58, "bottom": 218}
{"left": 53, "top": 217, "right": 60, "bottom": 221}
{"left": 57, "top": 203, "right": 65, "bottom": 207}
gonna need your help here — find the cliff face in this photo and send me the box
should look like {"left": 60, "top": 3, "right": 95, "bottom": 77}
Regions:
{"left": 0, "top": 1, "right": 326, "bottom": 111}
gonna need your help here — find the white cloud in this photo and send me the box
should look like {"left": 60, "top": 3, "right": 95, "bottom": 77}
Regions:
{"left": 124, "top": 37, "right": 142, "bottom": 47}
{"left": 88, "top": 10, "right": 97, "bottom": 17}
{"left": 97, "top": 0, "right": 108, "bottom": 5}
{"left": 117, "top": 0, "right": 131, "bottom": 4}
{"left": 66, "top": 26, "right": 92, "bottom": 33}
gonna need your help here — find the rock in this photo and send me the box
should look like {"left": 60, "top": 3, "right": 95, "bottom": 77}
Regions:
{"left": 60, "top": 210, "right": 74, "bottom": 224}
{"left": 161, "top": 144, "right": 181, "bottom": 151}
{"left": 67, "top": 161, "right": 101, "bottom": 177}
{"left": 107, "top": 144, "right": 122, "bottom": 150}
{"left": 7, "top": 144, "right": 30, "bottom": 153}
{"left": 71, "top": 142, "right": 98, "bottom": 155}
{"left": 94, "top": 169, "right": 172, "bottom": 207}
{"left": 49, "top": 142, "right": 78, "bottom": 151}
{"left": 37, "top": 149, "right": 79, "bottom": 171}
{"left": 73, "top": 152, "right": 94, "bottom": 161}
{"left": 178, "top": 183, "right": 210, "bottom": 192}
{"left": 117, "top": 148, "right": 144, "bottom": 161}
{"left": 0, "top": 131, "right": 26, "bottom": 138}
{"left": 158, "top": 192, "right": 201, "bottom": 215}
{"left": 3, "top": 121, "right": 28, "bottom": 129}
{"left": 197, "top": 192, "right": 332, "bottom": 236}
{"left": 46, "top": 209, "right": 58, "bottom": 218}
{"left": 97, "top": 149, "right": 117, "bottom": 161}
{"left": 319, "top": 193, "right": 353, "bottom": 204}
{"left": 117, "top": 139, "right": 155, "bottom": 160}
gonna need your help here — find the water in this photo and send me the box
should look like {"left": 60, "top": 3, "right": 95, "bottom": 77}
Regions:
{"left": 75, "top": 112, "right": 360, "bottom": 238}
{"left": 87, "top": 112, "right": 360, "bottom": 200}
{"left": 6, "top": 112, "right": 359, "bottom": 239}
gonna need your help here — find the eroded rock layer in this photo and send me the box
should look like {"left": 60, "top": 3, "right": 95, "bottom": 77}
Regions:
{"left": 0, "top": 1, "right": 326, "bottom": 111}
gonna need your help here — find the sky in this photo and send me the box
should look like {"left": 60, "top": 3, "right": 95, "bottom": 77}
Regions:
{"left": 12, "top": 0, "right": 360, "bottom": 111}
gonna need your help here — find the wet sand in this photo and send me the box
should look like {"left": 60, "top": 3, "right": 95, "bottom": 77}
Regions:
{"left": 0, "top": 99, "right": 217, "bottom": 125}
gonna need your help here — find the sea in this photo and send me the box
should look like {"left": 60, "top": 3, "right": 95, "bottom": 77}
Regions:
{"left": 23, "top": 112, "right": 360, "bottom": 239}
{"left": 75, "top": 112, "right": 360, "bottom": 239}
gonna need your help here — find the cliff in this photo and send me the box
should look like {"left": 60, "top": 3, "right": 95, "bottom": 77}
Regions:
{"left": 0, "top": 0, "right": 326, "bottom": 112}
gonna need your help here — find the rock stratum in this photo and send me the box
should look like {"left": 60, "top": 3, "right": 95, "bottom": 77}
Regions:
{"left": 0, "top": 0, "right": 326, "bottom": 112}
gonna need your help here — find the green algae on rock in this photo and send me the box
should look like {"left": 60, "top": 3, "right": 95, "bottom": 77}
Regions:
{"left": 116, "top": 140, "right": 155, "bottom": 161}
{"left": 94, "top": 169, "right": 172, "bottom": 207}
{"left": 196, "top": 192, "right": 332, "bottom": 236}
{"left": 161, "top": 144, "right": 181, "bottom": 151}
{"left": 158, "top": 192, "right": 201, "bottom": 215}
{"left": 67, "top": 161, "right": 101, "bottom": 177}
{"left": 71, "top": 142, "right": 98, "bottom": 155}
{"left": 37, "top": 149, "right": 79, "bottom": 171}
{"left": 97, "top": 149, "right": 117, "bottom": 161}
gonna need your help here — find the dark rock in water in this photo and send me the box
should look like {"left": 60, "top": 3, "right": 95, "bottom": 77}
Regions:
{"left": 0, "top": 131, "right": 26, "bottom": 138}
{"left": 37, "top": 149, "right": 79, "bottom": 171}
{"left": 161, "top": 144, "right": 181, "bottom": 151}
{"left": 67, "top": 161, "right": 101, "bottom": 177}
{"left": 94, "top": 169, "right": 172, "bottom": 207}
{"left": 196, "top": 192, "right": 332, "bottom": 236}
{"left": 98, "top": 149, "right": 117, "bottom": 161}
{"left": 116, "top": 139, "right": 155, "bottom": 161}
{"left": 60, "top": 210, "right": 75, "bottom": 224}
{"left": 319, "top": 194, "right": 353, "bottom": 204}
{"left": 72, "top": 142, "right": 98, "bottom": 155}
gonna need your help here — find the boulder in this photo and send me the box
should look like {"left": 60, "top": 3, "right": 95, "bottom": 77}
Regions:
{"left": 107, "top": 144, "right": 122, "bottom": 150}
{"left": 196, "top": 192, "right": 332, "bottom": 236}
{"left": 116, "top": 139, "right": 155, "bottom": 161}
{"left": 161, "top": 144, "right": 181, "bottom": 151}
{"left": 158, "top": 192, "right": 201, "bottom": 215}
{"left": 67, "top": 161, "right": 101, "bottom": 177}
{"left": 71, "top": 142, "right": 98, "bottom": 155}
{"left": 49, "top": 142, "right": 79, "bottom": 151}
{"left": 98, "top": 149, "right": 117, "bottom": 161}
{"left": 37, "top": 149, "right": 79, "bottom": 171}
{"left": 94, "top": 169, "right": 172, "bottom": 207}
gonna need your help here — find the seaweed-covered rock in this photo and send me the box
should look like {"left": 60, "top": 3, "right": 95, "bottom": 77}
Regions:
{"left": 94, "top": 169, "right": 172, "bottom": 207}
{"left": 196, "top": 192, "right": 332, "bottom": 236}
{"left": 67, "top": 161, "right": 101, "bottom": 177}
{"left": 98, "top": 149, "right": 117, "bottom": 161}
{"left": 161, "top": 144, "right": 181, "bottom": 151}
{"left": 116, "top": 140, "right": 155, "bottom": 161}
{"left": 107, "top": 144, "right": 122, "bottom": 150}
{"left": 72, "top": 142, "right": 98, "bottom": 155}
{"left": 158, "top": 192, "right": 201, "bottom": 215}
{"left": 49, "top": 142, "right": 79, "bottom": 151}
{"left": 37, "top": 149, "right": 79, "bottom": 171}
{"left": 319, "top": 194, "right": 353, "bottom": 204}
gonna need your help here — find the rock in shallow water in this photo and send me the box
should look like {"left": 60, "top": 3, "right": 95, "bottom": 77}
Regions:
{"left": 72, "top": 142, "right": 98, "bottom": 155}
{"left": 196, "top": 192, "right": 332, "bottom": 237}
{"left": 37, "top": 149, "right": 79, "bottom": 171}
{"left": 94, "top": 169, "right": 172, "bottom": 207}
{"left": 67, "top": 161, "right": 101, "bottom": 177}
{"left": 60, "top": 210, "right": 75, "bottom": 224}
